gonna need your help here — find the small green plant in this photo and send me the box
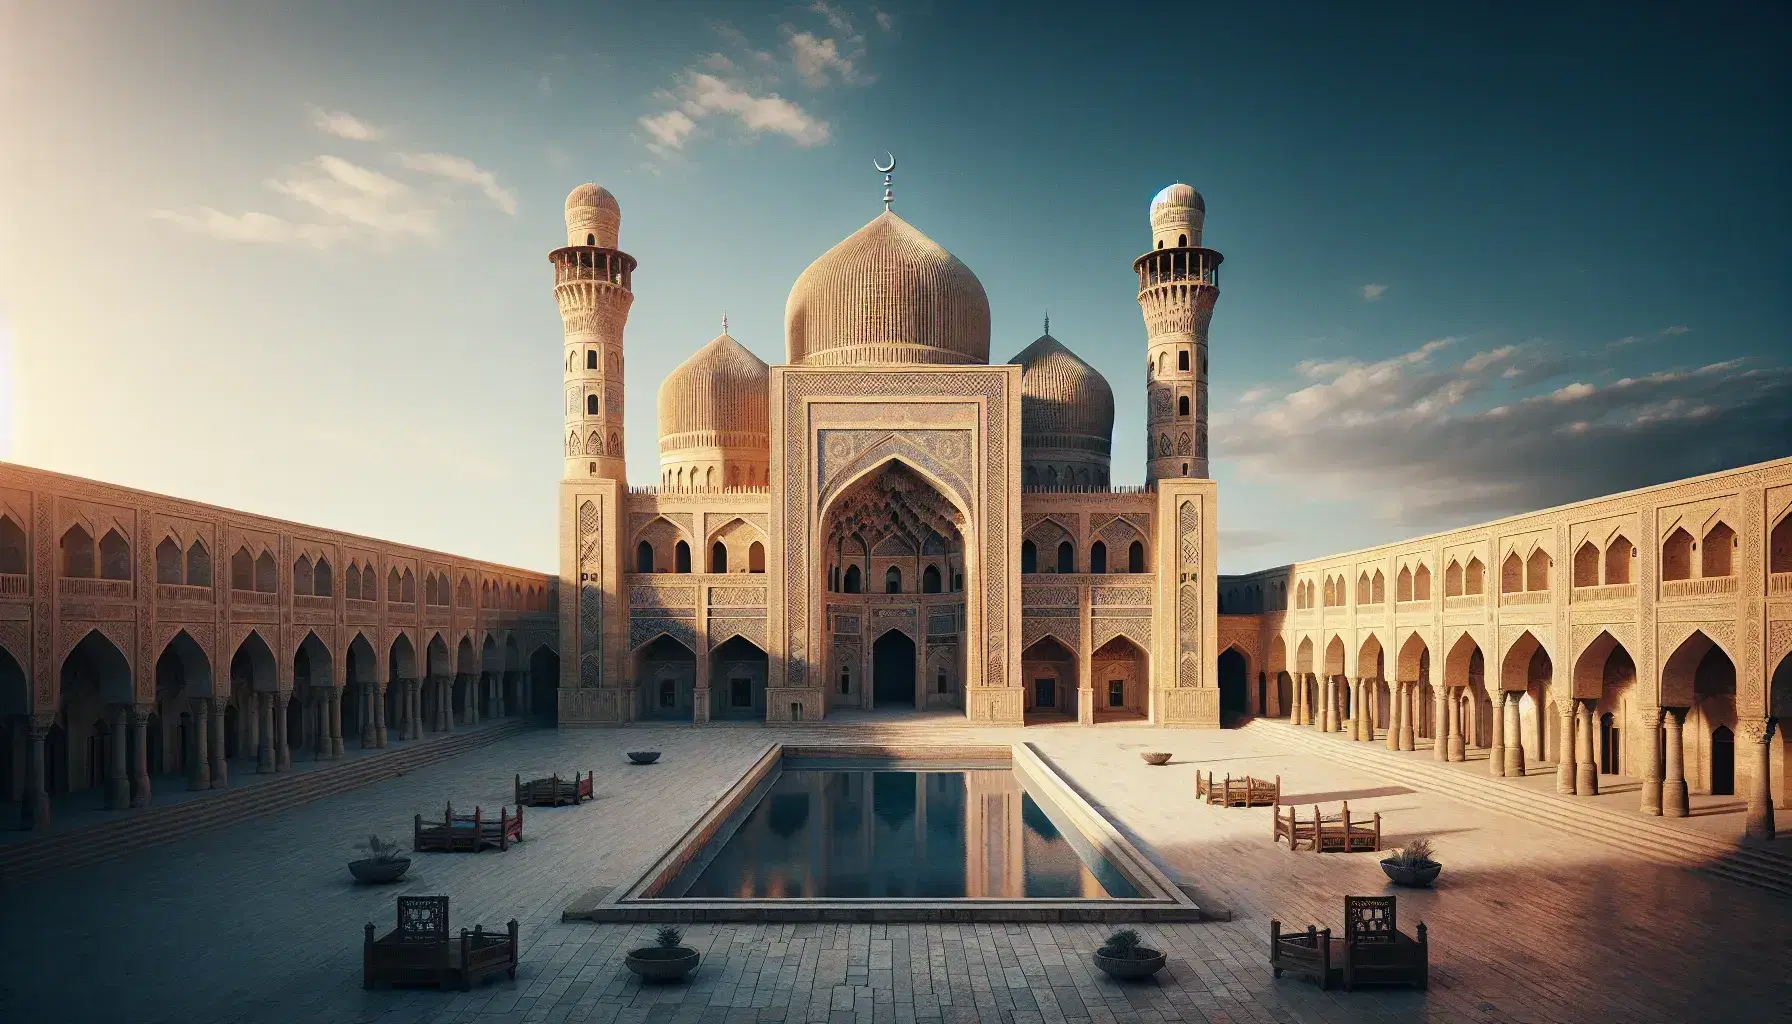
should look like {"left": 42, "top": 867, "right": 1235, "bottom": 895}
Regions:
{"left": 655, "top": 925, "right": 684, "bottom": 949}
{"left": 1099, "top": 928, "right": 1144, "bottom": 959}
{"left": 1391, "top": 836, "right": 1435, "bottom": 868}
{"left": 362, "top": 835, "right": 404, "bottom": 863}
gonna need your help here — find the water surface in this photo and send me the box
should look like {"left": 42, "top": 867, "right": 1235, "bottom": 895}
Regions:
{"left": 679, "top": 768, "right": 1139, "bottom": 898}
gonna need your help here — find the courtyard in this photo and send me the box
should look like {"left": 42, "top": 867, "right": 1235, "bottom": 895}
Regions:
{"left": 3, "top": 721, "right": 1789, "bottom": 1024}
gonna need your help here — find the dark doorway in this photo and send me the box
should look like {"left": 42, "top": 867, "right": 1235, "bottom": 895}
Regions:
{"left": 1710, "top": 725, "right": 1734, "bottom": 795}
{"left": 1217, "top": 648, "right": 1249, "bottom": 724}
{"left": 1600, "top": 712, "right": 1620, "bottom": 775}
{"left": 528, "top": 647, "right": 560, "bottom": 724}
{"left": 1033, "top": 677, "right": 1056, "bottom": 708}
{"left": 873, "top": 631, "right": 916, "bottom": 707}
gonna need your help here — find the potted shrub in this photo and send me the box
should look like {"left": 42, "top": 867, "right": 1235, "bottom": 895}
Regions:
{"left": 348, "top": 835, "right": 411, "bottom": 884}
{"left": 625, "top": 926, "right": 699, "bottom": 982}
{"left": 1381, "top": 836, "right": 1442, "bottom": 887}
{"left": 1092, "top": 928, "right": 1166, "bottom": 980}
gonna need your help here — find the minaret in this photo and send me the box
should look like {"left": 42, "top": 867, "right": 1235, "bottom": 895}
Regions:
{"left": 1136, "top": 183, "right": 1222, "bottom": 482}
{"left": 552, "top": 184, "right": 637, "bottom": 481}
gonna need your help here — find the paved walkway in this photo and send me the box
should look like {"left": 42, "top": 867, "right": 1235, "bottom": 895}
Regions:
{"left": 2, "top": 723, "right": 1788, "bottom": 1023}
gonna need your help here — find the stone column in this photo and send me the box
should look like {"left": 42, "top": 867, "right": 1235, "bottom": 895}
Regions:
{"left": 442, "top": 678, "right": 456, "bottom": 732}
{"left": 1502, "top": 692, "right": 1524, "bottom": 777}
{"left": 1555, "top": 700, "right": 1577, "bottom": 795}
{"left": 1319, "top": 677, "right": 1333, "bottom": 733}
{"left": 313, "top": 697, "right": 330, "bottom": 760}
{"left": 209, "top": 699, "right": 228, "bottom": 787}
{"left": 274, "top": 694, "right": 291, "bottom": 770}
{"left": 19, "top": 722, "right": 50, "bottom": 831}
{"left": 359, "top": 686, "right": 376, "bottom": 748}
{"left": 1576, "top": 701, "right": 1598, "bottom": 795}
{"left": 496, "top": 674, "right": 508, "bottom": 718}
{"left": 1487, "top": 690, "right": 1506, "bottom": 777}
{"left": 188, "top": 701, "right": 211, "bottom": 790}
{"left": 1433, "top": 687, "right": 1449, "bottom": 761}
{"left": 520, "top": 672, "right": 532, "bottom": 715}
{"left": 375, "top": 685, "right": 389, "bottom": 747}
{"left": 1363, "top": 680, "right": 1379, "bottom": 742}
{"left": 1350, "top": 680, "right": 1365, "bottom": 740}
{"left": 257, "top": 694, "right": 274, "bottom": 772}
{"left": 128, "top": 707, "right": 152, "bottom": 807}
{"left": 693, "top": 643, "right": 711, "bottom": 725}
{"left": 104, "top": 706, "right": 130, "bottom": 809}
{"left": 1744, "top": 719, "right": 1776, "bottom": 840}
{"left": 1397, "top": 685, "right": 1412, "bottom": 749}
{"left": 1639, "top": 705, "right": 1662, "bottom": 815}
{"left": 1292, "top": 674, "right": 1305, "bottom": 725}
{"left": 1446, "top": 688, "right": 1466, "bottom": 761}
{"left": 1663, "top": 708, "right": 1688, "bottom": 817}
{"left": 1385, "top": 682, "right": 1400, "bottom": 750}
{"left": 469, "top": 677, "right": 481, "bottom": 725}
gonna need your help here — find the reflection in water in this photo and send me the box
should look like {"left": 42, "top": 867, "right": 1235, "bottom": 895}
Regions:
{"left": 683, "top": 769, "right": 1138, "bottom": 898}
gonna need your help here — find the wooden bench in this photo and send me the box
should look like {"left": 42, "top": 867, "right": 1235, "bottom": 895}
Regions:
{"left": 414, "top": 802, "right": 523, "bottom": 853}
{"left": 514, "top": 771, "right": 594, "bottom": 807}
{"left": 1272, "top": 799, "right": 1380, "bottom": 853}
{"left": 1271, "top": 895, "right": 1427, "bottom": 990}
{"left": 363, "top": 895, "right": 519, "bottom": 991}
{"left": 1196, "top": 771, "right": 1280, "bottom": 807}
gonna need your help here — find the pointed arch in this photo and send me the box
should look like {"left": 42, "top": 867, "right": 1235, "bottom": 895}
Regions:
{"left": 1502, "top": 629, "right": 1550, "bottom": 693}
{"left": 254, "top": 550, "right": 276, "bottom": 592}
{"left": 156, "top": 536, "right": 183, "bottom": 584}
{"left": 0, "top": 514, "right": 26, "bottom": 575}
{"left": 1413, "top": 563, "right": 1431, "bottom": 600}
{"left": 61, "top": 629, "right": 134, "bottom": 705}
{"left": 157, "top": 629, "right": 214, "bottom": 698}
{"left": 61, "top": 525, "right": 95, "bottom": 578}
{"left": 388, "top": 633, "right": 417, "bottom": 682}
{"left": 1444, "top": 631, "right": 1483, "bottom": 689}
{"left": 1323, "top": 635, "right": 1346, "bottom": 677}
{"left": 229, "top": 627, "right": 277, "bottom": 692}
{"left": 1357, "top": 633, "right": 1385, "bottom": 679}
{"left": 1464, "top": 556, "right": 1485, "bottom": 594}
{"left": 1397, "top": 565, "right": 1413, "bottom": 602}
{"left": 1295, "top": 636, "right": 1315, "bottom": 676}
{"left": 1371, "top": 569, "right": 1385, "bottom": 603}
{"left": 1660, "top": 629, "right": 1733, "bottom": 707}
{"left": 1396, "top": 631, "right": 1429, "bottom": 683}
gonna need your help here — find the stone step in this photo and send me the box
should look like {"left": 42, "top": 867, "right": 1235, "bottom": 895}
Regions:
{"left": 0, "top": 719, "right": 532, "bottom": 883}
{"left": 1254, "top": 721, "right": 1792, "bottom": 900}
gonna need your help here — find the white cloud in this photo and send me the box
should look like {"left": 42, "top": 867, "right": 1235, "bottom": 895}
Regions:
{"left": 643, "top": 72, "right": 829, "bottom": 156}
{"left": 396, "top": 152, "right": 518, "bottom": 214}
{"left": 149, "top": 208, "right": 351, "bottom": 248}
{"left": 790, "top": 31, "right": 867, "bottom": 87}
{"left": 641, "top": 5, "right": 881, "bottom": 160}
{"left": 1362, "top": 282, "right": 1388, "bottom": 301}
{"left": 152, "top": 114, "right": 515, "bottom": 248}
{"left": 1661, "top": 325, "right": 1690, "bottom": 336}
{"left": 309, "top": 107, "right": 382, "bottom": 141}
{"left": 1214, "top": 339, "right": 1792, "bottom": 529}
{"left": 1237, "top": 387, "right": 1271, "bottom": 404}
{"left": 875, "top": 9, "right": 893, "bottom": 31}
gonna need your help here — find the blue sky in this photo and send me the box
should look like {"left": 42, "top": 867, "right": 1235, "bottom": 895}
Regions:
{"left": 3, "top": 1, "right": 1787, "bottom": 573}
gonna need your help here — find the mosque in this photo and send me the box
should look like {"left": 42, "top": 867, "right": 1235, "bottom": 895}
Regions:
{"left": 0, "top": 173, "right": 1786, "bottom": 843}
{"left": 554, "top": 176, "right": 1221, "bottom": 728}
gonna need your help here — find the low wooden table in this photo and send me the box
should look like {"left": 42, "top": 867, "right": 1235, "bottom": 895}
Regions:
{"left": 1271, "top": 895, "right": 1427, "bottom": 991}
{"left": 363, "top": 896, "right": 519, "bottom": 991}
{"left": 515, "top": 771, "right": 594, "bottom": 807}
{"left": 1197, "top": 771, "right": 1279, "bottom": 807}
{"left": 1273, "top": 799, "right": 1380, "bottom": 853}
{"left": 414, "top": 802, "right": 523, "bottom": 852}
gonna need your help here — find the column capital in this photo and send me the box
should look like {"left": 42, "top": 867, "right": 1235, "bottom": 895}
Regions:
{"left": 1738, "top": 717, "right": 1776, "bottom": 744}
{"left": 29, "top": 712, "right": 56, "bottom": 732}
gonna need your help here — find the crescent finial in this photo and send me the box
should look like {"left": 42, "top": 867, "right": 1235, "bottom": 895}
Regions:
{"left": 875, "top": 152, "right": 896, "bottom": 173}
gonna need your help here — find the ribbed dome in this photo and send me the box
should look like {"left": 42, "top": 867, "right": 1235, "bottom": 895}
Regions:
{"left": 564, "top": 183, "right": 620, "bottom": 248}
{"left": 786, "top": 210, "right": 990, "bottom": 366}
{"left": 657, "top": 333, "right": 770, "bottom": 450}
{"left": 1151, "top": 183, "right": 1204, "bottom": 214}
{"left": 1010, "top": 333, "right": 1114, "bottom": 457}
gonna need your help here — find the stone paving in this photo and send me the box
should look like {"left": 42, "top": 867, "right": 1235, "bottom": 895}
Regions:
{"left": 3, "top": 721, "right": 1790, "bottom": 1024}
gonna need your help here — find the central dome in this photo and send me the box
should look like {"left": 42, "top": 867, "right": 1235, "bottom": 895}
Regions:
{"left": 786, "top": 210, "right": 990, "bottom": 366}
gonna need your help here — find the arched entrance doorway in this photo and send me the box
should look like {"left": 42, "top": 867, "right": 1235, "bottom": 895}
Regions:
{"left": 710, "top": 636, "right": 768, "bottom": 721}
{"left": 635, "top": 635, "right": 695, "bottom": 721}
{"left": 528, "top": 646, "right": 559, "bottom": 724}
{"left": 873, "top": 630, "right": 916, "bottom": 707}
{"left": 1217, "top": 647, "right": 1249, "bottom": 725}
{"left": 1710, "top": 725, "right": 1734, "bottom": 796}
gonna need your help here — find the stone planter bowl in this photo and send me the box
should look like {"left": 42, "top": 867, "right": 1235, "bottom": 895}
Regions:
{"left": 1093, "top": 948, "right": 1167, "bottom": 980}
{"left": 1140, "top": 752, "right": 1172, "bottom": 766}
{"left": 347, "top": 857, "right": 411, "bottom": 884}
{"left": 627, "top": 751, "right": 661, "bottom": 765}
{"left": 1381, "top": 859, "right": 1442, "bottom": 887}
{"left": 625, "top": 946, "right": 699, "bottom": 982}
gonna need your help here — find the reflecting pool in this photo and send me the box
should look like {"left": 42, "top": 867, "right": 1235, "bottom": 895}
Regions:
{"left": 674, "top": 768, "right": 1141, "bottom": 899}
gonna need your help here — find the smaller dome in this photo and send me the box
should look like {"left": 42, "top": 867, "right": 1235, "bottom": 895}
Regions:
{"left": 564, "top": 183, "right": 621, "bottom": 248}
{"left": 1011, "top": 333, "right": 1114, "bottom": 459}
{"left": 1151, "top": 183, "right": 1205, "bottom": 214}
{"left": 566, "top": 184, "right": 619, "bottom": 212}
{"left": 658, "top": 333, "right": 770, "bottom": 449}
